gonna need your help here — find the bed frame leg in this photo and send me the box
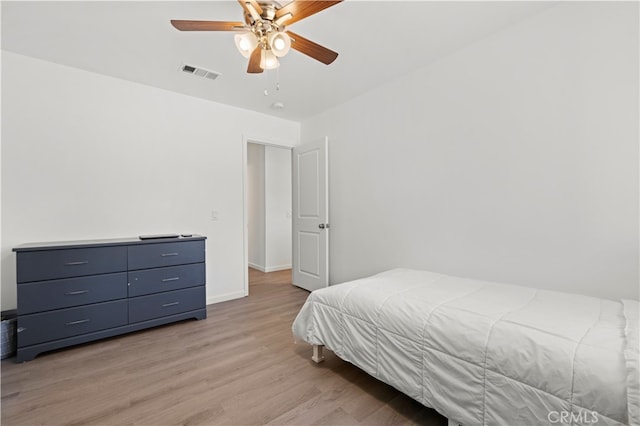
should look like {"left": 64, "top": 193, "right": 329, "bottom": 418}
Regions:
{"left": 312, "top": 345, "right": 324, "bottom": 363}
{"left": 447, "top": 419, "right": 460, "bottom": 426}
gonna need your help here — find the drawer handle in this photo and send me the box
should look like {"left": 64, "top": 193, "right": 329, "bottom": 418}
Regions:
{"left": 65, "top": 261, "right": 89, "bottom": 266}
{"left": 161, "top": 253, "right": 179, "bottom": 257}
{"left": 65, "top": 290, "right": 89, "bottom": 295}
{"left": 161, "top": 277, "right": 180, "bottom": 282}
{"left": 162, "top": 302, "right": 179, "bottom": 307}
{"left": 66, "top": 319, "right": 90, "bottom": 326}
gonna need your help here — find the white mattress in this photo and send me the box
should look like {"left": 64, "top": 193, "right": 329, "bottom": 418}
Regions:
{"left": 292, "top": 269, "right": 639, "bottom": 426}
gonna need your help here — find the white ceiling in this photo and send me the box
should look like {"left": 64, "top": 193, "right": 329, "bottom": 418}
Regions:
{"left": 1, "top": 1, "right": 556, "bottom": 121}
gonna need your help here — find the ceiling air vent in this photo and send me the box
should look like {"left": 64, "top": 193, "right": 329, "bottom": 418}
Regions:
{"left": 180, "top": 63, "right": 221, "bottom": 81}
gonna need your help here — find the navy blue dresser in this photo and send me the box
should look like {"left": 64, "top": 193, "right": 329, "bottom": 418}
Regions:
{"left": 12, "top": 235, "right": 207, "bottom": 362}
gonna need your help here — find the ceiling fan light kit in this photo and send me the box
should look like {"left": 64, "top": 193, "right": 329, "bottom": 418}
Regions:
{"left": 171, "top": 0, "right": 342, "bottom": 74}
{"left": 260, "top": 49, "right": 280, "bottom": 70}
{"left": 268, "top": 31, "right": 291, "bottom": 57}
{"left": 234, "top": 32, "right": 258, "bottom": 58}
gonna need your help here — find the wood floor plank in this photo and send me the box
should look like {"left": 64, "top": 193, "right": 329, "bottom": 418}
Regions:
{"left": 1, "top": 268, "right": 446, "bottom": 425}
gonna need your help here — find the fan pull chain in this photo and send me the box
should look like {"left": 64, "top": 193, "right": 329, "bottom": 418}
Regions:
{"left": 271, "top": 69, "right": 285, "bottom": 110}
{"left": 263, "top": 68, "right": 281, "bottom": 97}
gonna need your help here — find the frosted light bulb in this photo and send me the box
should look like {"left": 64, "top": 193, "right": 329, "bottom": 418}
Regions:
{"left": 234, "top": 32, "right": 258, "bottom": 58}
{"left": 239, "top": 38, "right": 250, "bottom": 52}
{"left": 273, "top": 38, "right": 285, "bottom": 51}
{"left": 268, "top": 31, "right": 291, "bottom": 57}
{"left": 260, "top": 49, "right": 280, "bottom": 70}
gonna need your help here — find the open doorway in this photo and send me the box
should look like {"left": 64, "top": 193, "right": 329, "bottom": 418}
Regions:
{"left": 246, "top": 142, "right": 293, "bottom": 292}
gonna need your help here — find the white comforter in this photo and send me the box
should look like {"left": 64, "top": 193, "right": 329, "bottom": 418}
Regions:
{"left": 292, "top": 269, "right": 639, "bottom": 426}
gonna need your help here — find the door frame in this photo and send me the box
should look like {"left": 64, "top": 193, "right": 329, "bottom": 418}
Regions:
{"left": 242, "top": 134, "right": 297, "bottom": 296}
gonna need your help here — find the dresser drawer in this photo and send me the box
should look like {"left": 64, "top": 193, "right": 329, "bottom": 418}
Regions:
{"left": 17, "top": 246, "right": 127, "bottom": 283}
{"left": 128, "top": 286, "right": 205, "bottom": 323}
{"left": 128, "top": 264, "right": 205, "bottom": 297}
{"left": 128, "top": 240, "right": 205, "bottom": 270}
{"left": 17, "top": 300, "right": 128, "bottom": 347}
{"left": 18, "top": 273, "right": 127, "bottom": 315}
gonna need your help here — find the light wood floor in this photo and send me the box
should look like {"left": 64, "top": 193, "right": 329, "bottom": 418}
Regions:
{"left": 1, "top": 269, "right": 446, "bottom": 425}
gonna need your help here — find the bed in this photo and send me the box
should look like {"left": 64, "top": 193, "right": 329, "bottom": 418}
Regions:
{"left": 292, "top": 268, "right": 639, "bottom": 426}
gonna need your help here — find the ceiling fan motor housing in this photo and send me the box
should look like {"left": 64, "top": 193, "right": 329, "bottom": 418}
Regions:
{"left": 257, "top": 3, "right": 277, "bottom": 21}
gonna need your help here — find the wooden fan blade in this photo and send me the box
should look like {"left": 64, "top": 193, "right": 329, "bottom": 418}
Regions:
{"left": 275, "top": 1, "right": 342, "bottom": 26}
{"left": 237, "top": 0, "right": 263, "bottom": 18}
{"left": 247, "top": 47, "right": 263, "bottom": 73}
{"left": 288, "top": 31, "right": 338, "bottom": 65}
{"left": 170, "top": 20, "right": 245, "bottom": 31}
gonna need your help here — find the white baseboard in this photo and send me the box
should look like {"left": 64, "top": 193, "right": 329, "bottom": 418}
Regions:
{"left": 206, "top": 290, "right": 246, "bottom": 305}
{"left": 248, "top": 263, "right": 292, "bottom": 273}
{"left": 264, "top": 264, "right": 292, "bottom": 273}
{"left": 248, "top": 262, "right": 266, "bottom": 272}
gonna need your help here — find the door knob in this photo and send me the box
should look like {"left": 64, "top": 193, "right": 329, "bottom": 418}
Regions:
{"left": 318, "top": 223, "right": 330, "bottom": 229}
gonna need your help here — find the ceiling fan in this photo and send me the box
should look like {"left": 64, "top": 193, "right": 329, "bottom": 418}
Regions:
{"left": 171, "top": 0, "right": 342, "bottom": 74}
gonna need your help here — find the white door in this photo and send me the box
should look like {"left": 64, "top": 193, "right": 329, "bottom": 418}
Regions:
{"left": 292, "top": 137, "right": 329, "bottom": 292}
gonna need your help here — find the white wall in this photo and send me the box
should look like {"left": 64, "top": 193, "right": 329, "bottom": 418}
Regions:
{"left": 1, "top": 51, "right": 299, "bottom": 310}
{"left": 264, "top": 146, "right": 292, "bottom": 271}
{"left": 247, "top": 143, "right": 292, "bottom": 272}
{"left": 302, "top": 2, "right": 639, "bottom": 301}
{"left": 247, "top": 143, "right": 266, "bottom": 269}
